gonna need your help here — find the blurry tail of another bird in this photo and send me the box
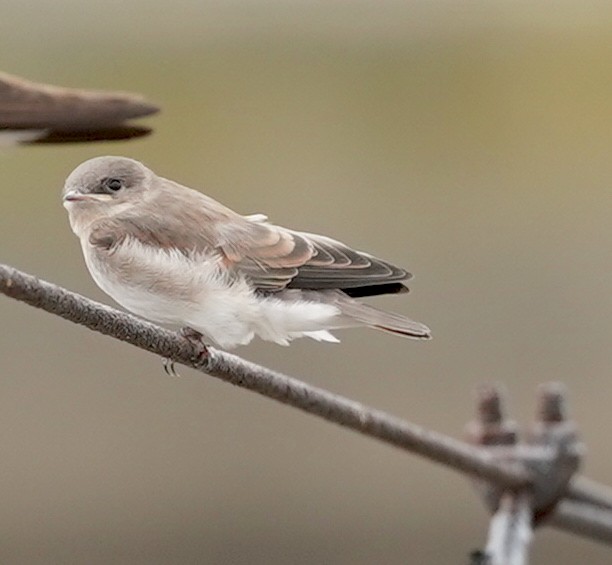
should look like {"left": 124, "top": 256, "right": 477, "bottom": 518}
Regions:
{"left": 0, "top": 130, "right": 45, "bottom": 147}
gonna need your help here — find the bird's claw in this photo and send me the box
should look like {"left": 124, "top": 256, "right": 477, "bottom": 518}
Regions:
{"left": 161, "top": 328, "right": 209, "bottom": 376}
{"left": 162, "top": 357, "right": 180, "bottom": 377}
{"left": 179, "top": 327, "right": 210, "bottom": 368}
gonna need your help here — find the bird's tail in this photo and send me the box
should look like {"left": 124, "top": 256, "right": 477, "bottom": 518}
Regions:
{"left": 0, "top": 130, "right": 45, "bottom": 147}
{"left": 335, "top": 296, "right": 431, "bottom": 340}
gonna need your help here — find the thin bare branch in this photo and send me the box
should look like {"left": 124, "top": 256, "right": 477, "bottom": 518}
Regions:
{"left": 2, "top": 263, "right": 612, "bottom": 548}
{"left": 0, "top": 263, "right": 529, "bottom": 489}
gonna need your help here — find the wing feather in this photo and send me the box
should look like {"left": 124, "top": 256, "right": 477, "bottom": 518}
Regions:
{"left": 85, "top": 188, "right": 412, "bottom": 298}
{"left": 223, "top": 220, "right": 411, "bottom": 294}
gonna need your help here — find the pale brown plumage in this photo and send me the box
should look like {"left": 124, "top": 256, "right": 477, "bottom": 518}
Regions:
{"left": 63, "top": 156, "right": 431, "bottom": 347}
{"left": 0, "top": 71, "right": 158, "bottom": 143}
{"left": 87, "top": 179, "right": 411, "bottom": 297}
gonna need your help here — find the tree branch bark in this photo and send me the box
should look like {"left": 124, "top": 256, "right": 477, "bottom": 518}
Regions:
{"left": 0, "top": 264, "right": 529, "bottom": 487}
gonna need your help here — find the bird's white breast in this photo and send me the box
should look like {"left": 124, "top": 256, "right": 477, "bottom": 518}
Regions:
{"left": 79, "top": 235, "right": 340, "bottom": 349}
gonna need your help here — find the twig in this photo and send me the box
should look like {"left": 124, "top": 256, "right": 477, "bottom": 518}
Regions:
{"left": 2, "top": 263, "right": 612, "bottom": 548}
{"left": 0, "top": 263, "right": 530, "bottom": 489}
{"left": 484, "top": 492, "right": 533, "bottom": 565}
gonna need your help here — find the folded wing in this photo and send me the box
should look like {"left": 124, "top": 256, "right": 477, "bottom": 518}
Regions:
{"left": 87, "top": 196, "right": 412, "bottom": 299}
{"left": 219, "top": 217, "right": 411, "bottom": 296}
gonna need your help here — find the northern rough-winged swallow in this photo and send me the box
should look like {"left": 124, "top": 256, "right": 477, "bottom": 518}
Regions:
{"left": 0, "top": 71, "right": 158, "bottom": 146}
{"left": 63, "top": 156, "right": 431, "bottom": 349}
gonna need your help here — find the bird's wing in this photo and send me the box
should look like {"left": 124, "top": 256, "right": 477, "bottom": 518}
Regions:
{"left": 216, "top": 217, "right": 411, "bottom": 293}
{"left": 87, "top": 201, "right": 410, "bottom": 294}
{"left": 215, "top": 220, "right": 314, "bottom": 290}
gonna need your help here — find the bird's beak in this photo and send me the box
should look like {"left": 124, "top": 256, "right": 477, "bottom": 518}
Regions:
{"left": 63, "top": 190, "right": 88, "bottom": 202}
{"left": 63, "top": 191, "right": 106, "bottom": 203}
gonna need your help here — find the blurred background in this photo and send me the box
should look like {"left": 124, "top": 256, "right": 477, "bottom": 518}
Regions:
{"left": 2, "top": 1, "right": 612, "bottom": 563}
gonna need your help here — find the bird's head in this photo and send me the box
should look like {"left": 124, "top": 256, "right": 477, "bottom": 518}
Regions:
{"left": 62, "top": 156, "right": 154, "bottom": 231}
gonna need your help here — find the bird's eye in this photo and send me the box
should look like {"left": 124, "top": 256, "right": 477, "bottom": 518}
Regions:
{"left": 104, "top": 178, "right": 124, "bottom": 192}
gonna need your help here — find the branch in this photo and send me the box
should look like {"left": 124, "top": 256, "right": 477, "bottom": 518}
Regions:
{"left": 2, "top": 263, "right": 612, "bottom": 547}
{"left": 0, "top": 263, "right": 530, "bottom": 489}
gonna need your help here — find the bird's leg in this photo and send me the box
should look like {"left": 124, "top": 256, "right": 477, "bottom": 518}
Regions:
{"left": 161, "top": 328, "right": 209, "bottom": 376}
{"left": 179, "top": 326, "right": 210, "bottom": 368}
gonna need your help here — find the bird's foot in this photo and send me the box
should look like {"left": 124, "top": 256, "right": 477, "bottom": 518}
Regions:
{"left": 162, "top": 357, "right": 179, "bottom": 377}
{"left": 161, "top": 328, "right": 209, "bottom": 376}
{"left": 179, "top": 327, "right": 210, "bottom": 368}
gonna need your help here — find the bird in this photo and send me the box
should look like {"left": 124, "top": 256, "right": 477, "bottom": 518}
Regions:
{"left": 62, "top": 156, "right": 431, "bottom": 352}
{"left": 0, "top": 71, "right": 159, "bottom": 146}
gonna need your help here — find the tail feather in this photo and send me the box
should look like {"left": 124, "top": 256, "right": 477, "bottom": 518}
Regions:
{"left": 299, "top": 330, "right": 341, "bottom": 343}
{"left": 336, "top": 297, "right": 431, "bottom": 340}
